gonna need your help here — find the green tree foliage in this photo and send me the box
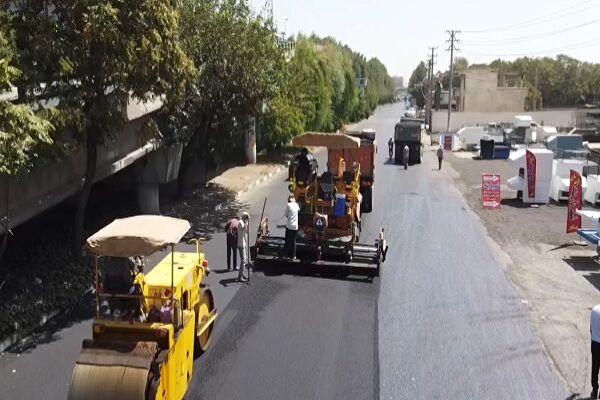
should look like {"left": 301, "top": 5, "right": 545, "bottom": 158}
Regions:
{"left": 176, "top": 0, "right": 284, "bottom": 181}
{"left": 262, "top": 35, "right": 393, "bottom": 147}
{"left": 408, "top": 61, "right": 427, "bottom": 108}
{"left": 0, "top": 9, "right": 53, "bottom": 176}
{"left": 9, "top": 0, "right": 193, "bottom": 249}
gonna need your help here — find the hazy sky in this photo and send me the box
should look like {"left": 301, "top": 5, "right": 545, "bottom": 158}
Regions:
{"left": 249, "top": 0, "right": 600, "bottom": 81}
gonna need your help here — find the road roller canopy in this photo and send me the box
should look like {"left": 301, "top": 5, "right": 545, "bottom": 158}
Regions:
{"left": 86, "top": 215, "right": 191, "bottom": 257}
{"left": 292, "top": 132, "right": 361, "bottom": 150}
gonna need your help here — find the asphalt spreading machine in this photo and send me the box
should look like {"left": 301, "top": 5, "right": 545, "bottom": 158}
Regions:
{"left": 254, "top": 132, "right": 387, "bottom": 276}
{"left": 68, "top": 215, "right": 217, "bottom": 400}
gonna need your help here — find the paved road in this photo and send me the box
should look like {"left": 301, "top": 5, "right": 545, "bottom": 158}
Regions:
{"left": 0, "top": 102, "right": 567, "bottom": 400}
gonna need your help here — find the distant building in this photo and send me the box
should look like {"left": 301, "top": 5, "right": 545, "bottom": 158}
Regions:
{"left": 456, "top": 68, "right": 528, "bottom": 112}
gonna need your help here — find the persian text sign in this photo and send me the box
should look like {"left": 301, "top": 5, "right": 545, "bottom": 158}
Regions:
{"left": 482, "top": 173, "right": 501, "bottom": 209}
{"left": 526, "top": 150, "right": 536, "bottom": 198}
{"left": 566, "top": 169, "right": 582, "bottom": 234}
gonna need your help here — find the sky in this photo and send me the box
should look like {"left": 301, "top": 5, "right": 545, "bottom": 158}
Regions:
{"left": 249, "top": 0, "right": 600, "bottom": 82}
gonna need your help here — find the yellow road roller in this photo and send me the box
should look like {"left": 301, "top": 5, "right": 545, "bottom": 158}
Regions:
{"left": 68, "top": 215, "right": 217, "bottom": 400}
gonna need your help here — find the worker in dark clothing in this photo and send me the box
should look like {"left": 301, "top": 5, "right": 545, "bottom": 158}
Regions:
{"left": 296, "top": 148, "right": 311, "bottom": 183}
{"left": 437, "top": 147, "right": 444, "bottom": 170}
{"left": 388, "top": 138, "right": 393, "bottom": 158}
{"left": 225, "top": 217, "right": 239, "bottom": 270}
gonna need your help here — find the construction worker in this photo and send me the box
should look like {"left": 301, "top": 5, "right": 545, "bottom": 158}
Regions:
{"left": 237, "top": 212, "right": 250, "bottom": 282}
{"left": 437, "top": 146, "right": 444, "bottom": 170}
{"left": 403, "top": 145, "right": 410, "bottom": 170}
{"left": 225, "top": 217, "right": 239, "bottom": 270}
{"left": 591, "top": 304, "right": 600, "bottom": 399}
{"left": 284, "top": 194, "right": 300, "bottom": 260}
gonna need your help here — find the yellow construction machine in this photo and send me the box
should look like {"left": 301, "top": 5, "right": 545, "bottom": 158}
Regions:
{"left": 255, "top": 132, "right": 387, "bottom": 276}
{"left": 68, "top": 215, "right": 217, "bottom": 400}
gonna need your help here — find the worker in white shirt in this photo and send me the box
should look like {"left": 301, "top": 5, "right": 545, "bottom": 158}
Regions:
{"left": 237, "top": 212, "right": 250, "bottom": 282}
{"left": 591, "top": 304, "right": 600, "bottom": 399}
{"left": 284, "top": 194, "right": 300, "bottom": 260}
{"left": 403, "top": 145, "right": 410, "bottom": 170}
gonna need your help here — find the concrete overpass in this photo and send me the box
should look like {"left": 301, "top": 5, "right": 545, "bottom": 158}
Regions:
{"left": 0, "top": 97, "right": 183, "bottom": 235}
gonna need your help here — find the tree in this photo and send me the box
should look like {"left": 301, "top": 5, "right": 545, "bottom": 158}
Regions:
{"left": 0, "top": 8, "right": 55, "bottom": 264}
{"left": 9, "top": 1, "right": 193, "bottom": 250}
{"left": 408, "top": 62, "right": 427, "bottom": 108}
{"left": 176, "top": 0, "right": 284, "bottom": 190}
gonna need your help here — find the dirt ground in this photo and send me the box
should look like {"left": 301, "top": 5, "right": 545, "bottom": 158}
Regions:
{"left": 445, "top": 150, "right": 600, "bottom": 397}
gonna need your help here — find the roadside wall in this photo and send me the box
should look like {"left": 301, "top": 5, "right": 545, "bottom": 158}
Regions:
{"left": 432, "top": 110, "right": 576, "bottom": 132}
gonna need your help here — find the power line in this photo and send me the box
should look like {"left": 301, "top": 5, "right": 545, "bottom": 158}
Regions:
{"left": 463, "top": 38, "right": 600, "bottom": 58}
{"left": 462, "top": 0, "right": 600, "bottom": 33}
{"left": 461, "top": 20, "right": 598, "bottom": 46}
{"left": 446, "top": 30, "right": 460, "bottom": 132}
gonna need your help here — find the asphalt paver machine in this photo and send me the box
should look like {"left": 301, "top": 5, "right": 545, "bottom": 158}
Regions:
{"left": 68, "top": 215, "right": 217, "bottom": 400}
{"left": 255, "top": 132, "right": 387, "bottom": 276}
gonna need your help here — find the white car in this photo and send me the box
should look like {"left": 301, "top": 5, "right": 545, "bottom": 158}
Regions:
{"left": 404, "top": 108, "right": 416, "bottom": 118}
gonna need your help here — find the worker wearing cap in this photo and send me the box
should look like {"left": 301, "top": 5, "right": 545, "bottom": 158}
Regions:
{"left": 284, "top": 194, "right": 300, "bottom": 260}
{"left": 591, "top": 304, "right": 600, "bottom": 399}
{"left": 237, "top": 212, "right": 250, "bottom": 282}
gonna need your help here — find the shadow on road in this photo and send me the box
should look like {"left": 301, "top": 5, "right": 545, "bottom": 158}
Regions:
{"left": 563, "top": 256, "right": 600, "bottom": 293}
{"left": 162, "top": 183, "right": 248, "bottom": 242}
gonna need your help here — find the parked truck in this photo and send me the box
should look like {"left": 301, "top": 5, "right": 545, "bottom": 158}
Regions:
{"left": 394, "top": 117, "right": 424, "bottom": 165}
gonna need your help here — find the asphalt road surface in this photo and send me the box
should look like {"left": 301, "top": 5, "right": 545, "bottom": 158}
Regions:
{"left": 0, "top": 102, "right": 567, "bottom": 400}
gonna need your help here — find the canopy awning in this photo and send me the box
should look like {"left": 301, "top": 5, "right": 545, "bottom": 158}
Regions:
{"left": 86, "top": 215, "right": 191, "bottom": 257}
{"left": 292, "top": 132, "right": 361, "bottom": 150}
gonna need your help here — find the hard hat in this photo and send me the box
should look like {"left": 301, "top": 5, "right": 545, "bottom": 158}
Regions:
{"left": 241, "top": 212, "right": 250, "bottom": 220}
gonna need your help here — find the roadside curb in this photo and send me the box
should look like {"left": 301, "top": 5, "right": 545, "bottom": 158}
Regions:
{"left": 0, "top": 309, "right": 60, "bottom": 353}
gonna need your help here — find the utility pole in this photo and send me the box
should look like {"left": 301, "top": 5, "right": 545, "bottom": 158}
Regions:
{"left": 446, "top": 30, "right": 460, "bottom": 132}
{"left": 427, "top": 47, "right": 437, "bottom": 132}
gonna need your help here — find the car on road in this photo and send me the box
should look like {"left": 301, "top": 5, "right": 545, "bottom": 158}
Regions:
{"left": 404, "top": 107, "right": 417, "bottom": 118}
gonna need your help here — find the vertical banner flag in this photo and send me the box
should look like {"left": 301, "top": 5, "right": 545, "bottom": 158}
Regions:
{"left": 566, "top": 169, "right": 582, "bottom": 234}
{"left": 444, "top": 134, "right": 452, "bottom": 151}
{"left": 525, "top": 150, "right": 536, "bottom": 198}
{"left": 482, "top": 173, "right": 501, "bottom": 209}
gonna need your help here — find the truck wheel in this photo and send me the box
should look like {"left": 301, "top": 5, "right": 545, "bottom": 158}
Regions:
{"left": 362, "top": 187, "right": 373, "bottom": 213}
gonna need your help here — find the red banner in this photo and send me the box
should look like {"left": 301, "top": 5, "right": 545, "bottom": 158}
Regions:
{"left": 482, "top": 173, "right": 501, "bottom": 209}
{"left": 566, "top": 170, "right": 582, "bottom": 234}
{"left": 526, "top": 150, "right": 536, "bottom": 198}
{"left": 444, "top": 135, "right": 452, "bottom": 151}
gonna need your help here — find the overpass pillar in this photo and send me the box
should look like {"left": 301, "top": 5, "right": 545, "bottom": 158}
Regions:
{"left": 134, "top": 142, "right": 183, "bottom": 214}
{"left": 137, "top": 183, "right": 160, "bottom": 214}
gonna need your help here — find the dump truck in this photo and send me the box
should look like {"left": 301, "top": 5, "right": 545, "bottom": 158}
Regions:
{"left": 255, "top": 132, "right": 387, "bottom": 277}
{"left": 68, "top": 215, "right": 217, "bottom": 400}
{"left": 334, "top": 128, "right": 377, "bottom": 213}
{"left": 394, "top": 117, "right": 425, "bottom": 165}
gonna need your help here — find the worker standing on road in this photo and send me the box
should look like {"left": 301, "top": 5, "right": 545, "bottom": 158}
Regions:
{"left": 437, "top": 146, "right": 444, "bottom": 170}
{"left": 284, "top": 194, "right": 300, "bottom": 260}
{"left": 591, "top": 304, "right": 600, "bottom": 399}
{"left": 225, "top": 217, "right": 239, "bottom": 271}
{"left": 388, "top": 138, "right": 393, "bottom": 158}
{"left": 237, "top": 212, "right": 250, "bottom": 282}
{"left": 403, "top": 145, "right": 410, "bottom": 170}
